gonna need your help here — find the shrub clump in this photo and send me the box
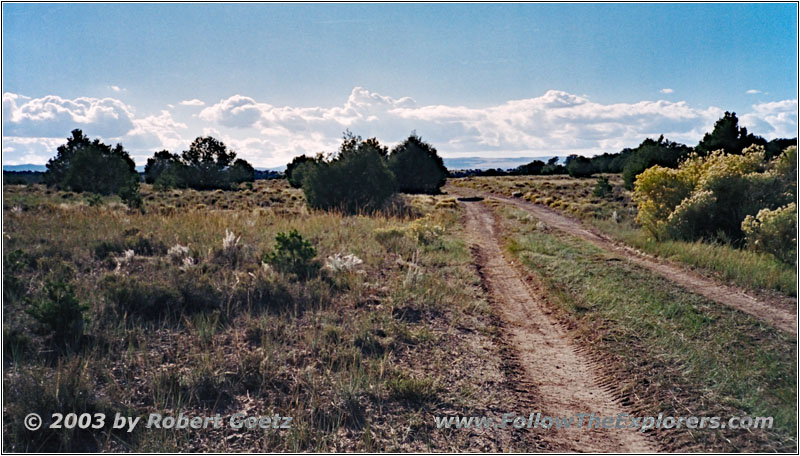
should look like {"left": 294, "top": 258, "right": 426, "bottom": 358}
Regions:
{"left": 633, "top": 144, "right": 794, "bottom": 250}
{"left": 592, "top": 176, "right": 612, "bottom": 197}
{"left": 25, "top": 280, "right": 88, "bottom": 347}
{"left": 387, "top": 134, "right": 448, "bottom": 194}
{"left": 301, "top": 134, "right": 396, "bottom": 214}
{"left": 742, "top": 203, "right": 797, "bottom": 264}
{"left": 264, "top": 229, "right": 319, "bottom": 279}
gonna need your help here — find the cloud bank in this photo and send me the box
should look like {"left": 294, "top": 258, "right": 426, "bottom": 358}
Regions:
{"left": 2, "top": 88, "right": 797, "bottom": 167}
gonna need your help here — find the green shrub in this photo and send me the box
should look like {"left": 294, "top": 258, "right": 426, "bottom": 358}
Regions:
{"left": 386, "top": 374, "right": 438, "bottom": 404}
{"left": 264, "top": 229, "right": 319, "bottom": 279}
{"left": 301, "top": 134, "right": 396, "bottom": 214}
{"left": 26, "top": 280, "right": 88, "bottom": 346}
{"left": 742, "top": 203, "right": 797, "bottom": 264}
{"left": 592, "top": 176, "right": 612, "bottom": 197}
{"left": 387, "top": 134, "right": 447, "bottom": 194}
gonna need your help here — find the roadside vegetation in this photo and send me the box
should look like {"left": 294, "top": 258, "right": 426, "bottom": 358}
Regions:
{"left": 492, "top": 202, "right": 797, "bottom": 452}
{"left": 448, "top": 112, "right": 797, "bottom": 297}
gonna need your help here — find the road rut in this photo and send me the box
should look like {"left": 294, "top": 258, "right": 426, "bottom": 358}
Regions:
{"left": 453, "top": 187, "right": 797, "bottom": 336}
{"left": 462, "top": 199, "right": 656, "bottom": 452}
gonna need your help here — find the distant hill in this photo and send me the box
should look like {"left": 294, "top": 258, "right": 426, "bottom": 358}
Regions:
{"left": 442, "top": 156, "right": 564, "bottom": 171}
{"left": 3, "top": 164, "right": 47, "bottom": 172}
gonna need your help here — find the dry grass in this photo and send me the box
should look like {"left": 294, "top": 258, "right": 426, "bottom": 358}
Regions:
{"left": 3, "top": 181, "right": 542, "bottom": 452}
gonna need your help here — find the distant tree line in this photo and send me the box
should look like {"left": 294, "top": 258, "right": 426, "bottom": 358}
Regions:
{"left": 3, "top": 171, "right": 43, "bottom": 185}
{"left": 451, "top": 112, "right": 795, "bottom": 190}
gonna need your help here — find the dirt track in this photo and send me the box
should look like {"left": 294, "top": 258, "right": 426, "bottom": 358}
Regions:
{"left": 452, "top": 187, "right": 797, "bottom": 336}
{"left": 462, "top": 199, "right": 656, "bottom": 453}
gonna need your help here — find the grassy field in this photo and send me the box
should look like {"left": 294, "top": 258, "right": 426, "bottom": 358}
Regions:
{"left": 2, "top": 181, "right": 543, "bottom": 452}
{"left": 3, "top": 177, "right": 796, "bottom": 452}
{"left": 492, "top": 202, "right": 797, "bottom": 451}
{"left": 450, "top": 175, "right": 796, "bottom": 296}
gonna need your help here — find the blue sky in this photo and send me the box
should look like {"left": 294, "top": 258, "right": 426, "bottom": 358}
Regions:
{"left": 3, "top": 3, "right": 797, "bottom": 167}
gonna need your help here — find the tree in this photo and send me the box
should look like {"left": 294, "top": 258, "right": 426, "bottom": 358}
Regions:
{"left": 43, "top": 129, "right": 140, "bottom": 199}
{"left": 302, "top": 134, "right": 396, "bottom": 214}
{"left": 566, "top": 155, "right": 594, "bottom": 178}
{"left": 514, "top": 160, "right": 546, "bottom": 175}
{"left": 388, "top": 134, "right": 448, "bottom": 194}
{"left": 694, "top": 111, "right": 766, "bottom": 157}
{"left": 181, "top": 136, "right": 237, "bottom": 189}
{"left": 144, "top": 150, "right": 183, "bottom": 184}
{"left": 285, "top": 154, "right": 320, "bottom": 188}
{"left": 143, "top": 137, "right": 256, "bottom": 190}
{"left": 622, "top": 136, "right": 692, "bottom": 189}
{"left": 541, "top": 157, "right": 566, "bottom": 175}
{"left": 228, "top": 158, "right": 255, "bottom": 184}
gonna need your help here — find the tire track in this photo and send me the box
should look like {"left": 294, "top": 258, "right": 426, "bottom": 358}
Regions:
{"left": 452, "top": 187, "right": 797, "bottom": 335}
{"left": 462, "top": 199, "right": 656, "bottom": 453}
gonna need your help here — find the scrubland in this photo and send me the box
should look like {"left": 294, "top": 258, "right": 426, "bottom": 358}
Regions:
{"left": 2, "top": 181, "right": 541, "bottom": 452}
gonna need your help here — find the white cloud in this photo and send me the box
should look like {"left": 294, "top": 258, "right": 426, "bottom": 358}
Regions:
{"left": 740, "top": 99, "right": 798, "bottom": 139}
{"left": 660, "top": 88, "right": 674, "bottom": 94}
{"left": 2, "top": 88, "right": 797, "bottom": 168}
{"left": 3, "top": 93, "right": 136, "bottom": 138}
{"left": 109, "top": 85, "right": 125, "bottom": 93}
{"left": 124, "top": 110, "right": 189, "bottom": 161}
{"left": 746, "top": 89, "right": 763, "bottom": 95}
{"left": 180, "top": 99, "right": 205, "bottom": 107}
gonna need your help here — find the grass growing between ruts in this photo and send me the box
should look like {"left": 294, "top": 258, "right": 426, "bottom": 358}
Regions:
{"left": 495, "top": 203, "right": 797, "bottom": 452}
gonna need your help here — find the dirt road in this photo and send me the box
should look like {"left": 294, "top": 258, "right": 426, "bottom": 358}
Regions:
{"left": 453, "top": 187, "right": 797, "bottom": 336}
{"left": 462, "top": 199, "right": 656, "bottom": 452}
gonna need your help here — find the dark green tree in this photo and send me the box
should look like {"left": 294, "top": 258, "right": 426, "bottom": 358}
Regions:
{"left": 302, "top": 134, "right": 396, "bottom": 214}
{"left": 695, "top": 111, "right": 766, "bottom": 157}
{"left": 622, "top": 136, "right": 692, "bottom": 189}
{"left": 180, "top": 136, "right": 237, "bottom": 189}
{"left": 566, "top": 155, "right": 594, "bottom": 178}
{"left": 43, "top": 129, "right": 140, "bottom": 199}
{"left": 514, "top": 159, "right": 546, "bottom": 175}
{"left": 388, "top": 134, "right": 448, "bottom": 194}
{"left": 228, "top": 158, "right": 255, "bottom": 184}
{"left": 144, "top": 150, "right": 183, "bottom": 184}
{"left": 285, "top": 154, "right": 321, "bottom": 188}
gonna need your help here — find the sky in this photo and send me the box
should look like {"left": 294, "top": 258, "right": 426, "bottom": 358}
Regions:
{"left": 2, "top": 3, "right": 797, "bottom": 168}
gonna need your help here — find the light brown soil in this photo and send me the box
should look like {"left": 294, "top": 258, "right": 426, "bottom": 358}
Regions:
{"left": 452, "top": 186, "right": 797, "bottom": 336}
{"left": 462, "top": 199, "right": 657, "bottom": 453}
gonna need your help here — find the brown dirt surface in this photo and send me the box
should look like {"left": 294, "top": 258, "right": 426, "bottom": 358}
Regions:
{"left": 461, "top": 199, "right": 658, "bottom": 452}
{"left": 451, "top": 185, "right": 797, "bottom": 336}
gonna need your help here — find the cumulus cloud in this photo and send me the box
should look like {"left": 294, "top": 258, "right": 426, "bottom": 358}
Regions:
{"left": 180, "top": 99, "right": 205, "bottom": 107}
{"left": 109, "top": 85, "right": 124, "bottom": 93}
{"left": 3, "top": 93, "right": 136, "bottom": 138}
{"left": 124, "top": 110, "right": 189, "bottom": 161}
{"left": 660, "top": 88, "right": 674, "bottom": 94}
{"left": 746, "top": 89, "right": 763, "bottom": 95}
{"left": 740, "top": 99, "right": 798, "bottom": 139}
{"left": 2, "top": 88, "right": 797, "bottom": 168}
